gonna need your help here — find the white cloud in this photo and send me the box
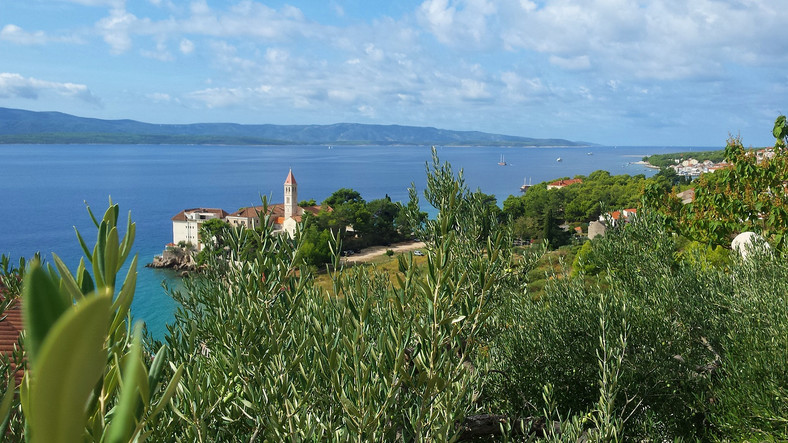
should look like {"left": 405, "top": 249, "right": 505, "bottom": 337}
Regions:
{"left": 358, "top": 104, "right": 375, "bottom": 117}
{"left": 0, "top": 24, "right": 82, "bottom": 45}
{"left": 0, "top": 73, "right": 101, "bottom": 105}
{"left": 179, "top": 38, "right": 194, "bottom": 54}
{"left": 96, "top": 7, "right": 138, "bottom": 54}
{"left": 419, "top": 0, "right": 788, "bottom": 81}
{"left": 417, "top": 0, "right": 497, "bottom": 49}
{"left": 265, "top": 48, "right": 289, "bottom": 64}
{"left": 459, "top": 78, "right": 491, "bottom": 101}
{"left": 0, "top": 25, "right": 48, "bottom": 45}
{"left": 140, "top": 38, "right": 173, "bottom": 61}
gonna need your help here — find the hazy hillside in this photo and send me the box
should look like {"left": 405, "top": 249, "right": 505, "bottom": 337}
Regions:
{"left": 0, "top": 107, "right": 591, "bottom": 146}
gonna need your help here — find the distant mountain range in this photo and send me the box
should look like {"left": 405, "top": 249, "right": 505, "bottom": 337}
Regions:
{"left": 0, "top": 107, "right": 592, "bottom": 147}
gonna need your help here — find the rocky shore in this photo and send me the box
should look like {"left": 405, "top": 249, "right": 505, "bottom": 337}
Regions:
{"left": 146, "top": 248, "right": 196, "bottom": 276}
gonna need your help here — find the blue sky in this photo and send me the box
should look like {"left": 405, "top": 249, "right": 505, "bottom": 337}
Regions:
{"left": 1, "top": 0, "right": 786, "bottom": 146}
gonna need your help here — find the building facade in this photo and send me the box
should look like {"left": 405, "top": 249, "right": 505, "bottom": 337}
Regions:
{"left": 170, "top": 170, "right": 323, "bottom": 251}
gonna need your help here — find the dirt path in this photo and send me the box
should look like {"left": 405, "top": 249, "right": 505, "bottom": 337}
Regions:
{"left": 343, "top": 241, "right": 426, "bottom": 263}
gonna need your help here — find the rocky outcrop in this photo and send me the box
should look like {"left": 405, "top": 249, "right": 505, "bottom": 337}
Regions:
{"left": 146, "top": 248, "right": 196, "bottom": 273}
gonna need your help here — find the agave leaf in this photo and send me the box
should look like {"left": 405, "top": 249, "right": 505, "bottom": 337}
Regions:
{"left": 23, "top": 265, "right": 70, "bottom": 365}
{"left": 103, "top": 226, "right": 119, "bottom": 289}
{"left": 0, "top": 373, "right": 16, "bottom": 437}
{"left": 51, "top": 253, "right": 84, "bottom": 302}
{"left": 95, "top": 221, "right": 108, "bottom": 287}
{"left": 105, "top": 323, "right": 144, "bottom": 443}
{"left": 28, "top": 293, "right": 110, "bottom": 443}
{"left": 77, "top": 259, "right": 95, "bottom": 295}
{"left": 84, "top": 201, "right": 100, "bottom": 229}
{"left": 91, "top": 244, "right": 105, "bottom": 290}
{"left": 119, "top": 212, "right": 136, "bottom": 269}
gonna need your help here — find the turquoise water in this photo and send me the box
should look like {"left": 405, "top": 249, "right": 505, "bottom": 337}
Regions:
{"left": 0, "top": 144, "right": 714, "bottom": 337}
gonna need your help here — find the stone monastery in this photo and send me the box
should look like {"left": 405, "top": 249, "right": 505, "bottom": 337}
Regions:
{"left": 170, "top": 169, "right": 323, "bottom": 251}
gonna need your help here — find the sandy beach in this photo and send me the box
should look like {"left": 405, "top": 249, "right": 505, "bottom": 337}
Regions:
{"left": 631, "top": 160, "right": 661, "bottom": 169}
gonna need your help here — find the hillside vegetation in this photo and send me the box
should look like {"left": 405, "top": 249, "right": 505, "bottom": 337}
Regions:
{"left": 0, "top": 118, "right": 787, "bottom": 441}
{"left": 0, "top": 107, "right": 589, "bottom": 146}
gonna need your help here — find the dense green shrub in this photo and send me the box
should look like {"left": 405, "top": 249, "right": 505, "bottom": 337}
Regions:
{"left": 155, "top": 152, "right": 518, "bottom": 440}
{"left": 488, "top": 210, "right": 788, "bottom": 440}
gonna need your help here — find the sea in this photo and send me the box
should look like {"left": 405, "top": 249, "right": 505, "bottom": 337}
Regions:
{"left": 0, "top": 144, "right": 714, "bottom": 338}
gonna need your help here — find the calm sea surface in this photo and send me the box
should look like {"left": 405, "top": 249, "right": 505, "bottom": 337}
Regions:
{"left": 0, "top": 144, "right": 714, "bottom": 337}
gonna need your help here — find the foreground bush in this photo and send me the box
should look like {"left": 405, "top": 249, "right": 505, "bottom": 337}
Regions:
{"left": 489, "top": 211, "right": 788, "bottom": 440}
{"left": 155, "top": 153, "right": 517, "bottom": 440}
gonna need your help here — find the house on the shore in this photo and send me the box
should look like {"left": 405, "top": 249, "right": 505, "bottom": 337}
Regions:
{"left": 171, "top": 208, "right": 229, "bottom": 251}
{"left": 547, "top": 178, "right": 583, "bottom": 190}
{"left": 170, "top": 169, "right": 324, "bottom": 251}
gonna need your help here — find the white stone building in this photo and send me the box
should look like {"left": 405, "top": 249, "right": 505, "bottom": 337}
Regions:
{"left": 170, "top": 170, "right": 324, "bottom": 251}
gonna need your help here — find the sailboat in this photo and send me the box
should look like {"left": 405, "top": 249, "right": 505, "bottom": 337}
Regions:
{"left": 520, "top": 177, "right": 532, "bottom": 192}
{"left": 498, "top": 154, "right": 507, "bottom": 166}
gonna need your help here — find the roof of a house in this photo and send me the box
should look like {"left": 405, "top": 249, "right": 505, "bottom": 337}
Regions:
{"left": 229, "top": 204, "right": 285, "bottom": 219}
{"left": 171, "top": 208, "right": 229, "bottom": 222}
{"left": 0, "top": 298, "right": 24, "bottom": 382}
{"left": 229, "top": 204, "right": 324, "bottom": 223}
{"left": 547, "top": 178, "right": 583, "bottom": 188}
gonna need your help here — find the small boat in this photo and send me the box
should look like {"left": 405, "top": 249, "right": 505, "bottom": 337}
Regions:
{"left": 587, "top": 152, "right": 593, "bottom": 155}
{"left": 498, "top": 155, "right": 507, "bottom": 166}
{"left": 556, "top": 157, "right": 562, "bottom": 162}
{"left": 520, "top": 177, "right": 532, "bottom": 192}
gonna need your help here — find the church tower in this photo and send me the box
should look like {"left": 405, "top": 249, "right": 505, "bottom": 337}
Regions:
{"left": 284, "top": 169, "right": 298, "bottom": 220}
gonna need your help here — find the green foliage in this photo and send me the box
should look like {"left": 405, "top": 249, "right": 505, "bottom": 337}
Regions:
{"left": 503, "top": 170, "right": 648, "bottom": 242}
{"left": 490, "top": 210, "right": 788, "bottom": 440}
{"left": 157, "top": 151, "right": 517, "bottom": 440}
{"left": 571, "top": 240, "right": 600, "bottom": 277}
{"left": 648, "top": 119, "right": 788, "bottom": 249}
{"left": 18, "top": 200, "right": 182, "bottom": 442}
{"left": 13, "top": 132, "right": 788, "bottom": 441}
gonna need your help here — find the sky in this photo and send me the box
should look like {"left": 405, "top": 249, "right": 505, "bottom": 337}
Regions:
{"left": 1, "top": 0, "right": 787, "bottom": 146}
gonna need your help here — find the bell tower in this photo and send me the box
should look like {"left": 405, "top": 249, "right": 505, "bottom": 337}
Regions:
{"left": 284, "top": 169, "right": 298, "bottom": 219}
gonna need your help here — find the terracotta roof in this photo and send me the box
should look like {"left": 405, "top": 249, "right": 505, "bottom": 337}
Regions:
{"left": 171, "top": 208, "right": 229, "bottom": 222}
{"left": 547, "top": 178, "right": 583, "bottom": 188}
{"left": 0, "top": 299, "right": 24, "bottom": 382}
{"left": 300, "top": 205, "right": 323, "bottom": 215}
{"left": 284, "top": 169, "right": 297, "bottom": 185}
{"left": 229, "top": 204, "right": 285, "bottom": 219}
{"left": 229, "top": 204, "right": 325, "bottom": 221}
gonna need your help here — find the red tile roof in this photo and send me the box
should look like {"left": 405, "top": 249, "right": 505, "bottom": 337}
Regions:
{"left": 547, "top": 178, "right": 583, "bottom": 188}
{"left": 230, "top": 204, "right": 324, "bottom": 221}
{"left": 0, "top": 298, "right": 24, "bottom": 382}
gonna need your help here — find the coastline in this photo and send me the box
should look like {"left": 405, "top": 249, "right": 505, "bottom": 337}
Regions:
{"left": 631, "top": 160, "right": 661, "bottom": 169}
